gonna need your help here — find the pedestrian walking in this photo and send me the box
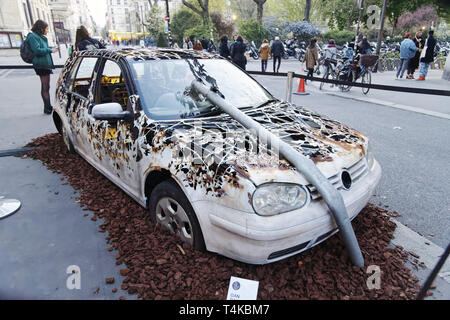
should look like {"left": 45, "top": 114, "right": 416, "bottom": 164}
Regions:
{"left": 417, "top": 30, "right": 437, "bottom": 81}
{"left": 26, "top": 19, "right": 58, "bottom": 114}
{"left": 258, "top": 39, "right": 272, "bottom": 72}
{"left": 271, "top": 36, "right": 284, "bottom": 73}
{"left": 74, "top": 26, "right": 106, "bottom": 51}
{"left": 183, "top": 37, "right": 193, "bottom": 49}
{"left": 302, "top": 39, "right": 318, "bottom": 84}
{"left": 193, "top": 40, "right": 203, "bottom": 51}
{"left": 407, "top": 31, "right": 424, "bottom": 79}
{"left": 219, "top": 35, "right": 231, "bottom": 59}
{"left": 396, "top": 33, "right": 418, "bottom": 79}
{"left": 230, "top": 35, "right": 247, "bottom": 71}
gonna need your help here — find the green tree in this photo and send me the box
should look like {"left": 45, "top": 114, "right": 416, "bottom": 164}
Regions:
{"left": 171, "top": 9, "right": 202, "bottom": 44}
{"left": 145, "top": 5, "right": 164, "bottom": 37}
{"left": 238, "top": 19, "right": 270, "bottom": 46}
{"left": 181, "top": 0, "right": 210, "bottom": 25}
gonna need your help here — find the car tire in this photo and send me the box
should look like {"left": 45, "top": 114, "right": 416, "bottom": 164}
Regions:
{"left": 149, "top": 179, "right": 206, "bottom": 251}
{"left": 61, "top": 124, "right": 75, "bottom": 154}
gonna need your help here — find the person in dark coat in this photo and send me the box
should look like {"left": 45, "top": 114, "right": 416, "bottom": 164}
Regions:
{"left": 219, "top": 35, "right": 230, "bottom": 59}
{"left": 230, "top": 36, "right": 247, "bottom": 70}
{"left": 271, "top": 36, "right": 284, "bottom": 73}
{"left": 417, "top": 30, "right": 437, "bottom": 80}
{"left": 407, "top": 31, "right": 424, "bottom": 79}
{"left": 357, "top": 36, "right": 372, "bottom": 55}
{"left": 201, "top": 37, "right": 209, "bottom": 51}
{"left": 75, "top": 25, "right": 105, "bottom": 51}
{"left": 26, "top": 19, "right": 58, "bottom": 114}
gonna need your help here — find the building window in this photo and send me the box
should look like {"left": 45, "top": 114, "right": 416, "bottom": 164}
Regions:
{"left": 23, "top": 3, "right": 31, "bottom": 28}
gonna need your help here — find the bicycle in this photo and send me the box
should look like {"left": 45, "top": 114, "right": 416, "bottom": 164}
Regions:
{"left": 319, "top": 57, "right": 340, "bottom": 90}
{"left": 336, "top": 54, "right": 377, "bottom": 94}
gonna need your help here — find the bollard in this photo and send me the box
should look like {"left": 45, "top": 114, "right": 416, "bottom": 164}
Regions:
{"left": 285, "top": 71, "right": 294, "bottom": 102}
{"left": 192, "top": 80, "right": 365, "bottom": 267}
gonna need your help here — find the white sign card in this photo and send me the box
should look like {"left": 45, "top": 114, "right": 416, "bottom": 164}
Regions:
{"left": 226, "top": 276, "right": 259, "bottom": 300}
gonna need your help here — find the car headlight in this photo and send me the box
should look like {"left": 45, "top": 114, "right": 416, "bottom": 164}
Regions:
{"left": 366, "top": 141, "right": 375, "bottom": 170}
{"left": 252, "top": 183, "right": 309, "bottom": 216}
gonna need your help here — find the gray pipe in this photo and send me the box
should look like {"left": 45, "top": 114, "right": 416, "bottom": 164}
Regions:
{"left": 192, "top": 80, "right": 365, "bottom": 267}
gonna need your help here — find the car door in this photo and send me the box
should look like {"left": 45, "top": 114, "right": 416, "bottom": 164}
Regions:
{"left": 66, "top": 56, "right": 101, "bottom": 160}
{"left": 87, "top": 58, "right": 143, "bottom": 201}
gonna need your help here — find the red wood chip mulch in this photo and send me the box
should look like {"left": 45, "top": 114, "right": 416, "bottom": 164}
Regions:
{"left": 25, "top": 133, "right": 421, "bottom": 300}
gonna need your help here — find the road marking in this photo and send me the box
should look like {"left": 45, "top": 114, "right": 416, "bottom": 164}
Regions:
{"left": 0, "top": 69, "right": 13, "bottom": 79}
{"left": 391, "top": 218, "right": 450, "bottom": 284}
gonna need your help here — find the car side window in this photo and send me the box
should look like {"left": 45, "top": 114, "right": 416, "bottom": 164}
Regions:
{"left": 97, "top": 59, "right": 130, "bottom": 110}
{"left": 72, "top": 57, "right": 98, "bottom": 99}
{"left": 65, "top": 57, "right": 82, "bottom": 91}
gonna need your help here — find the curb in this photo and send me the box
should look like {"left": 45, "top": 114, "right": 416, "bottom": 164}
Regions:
{"left": 0, "top": 148, "right": 34, "bottom": 158}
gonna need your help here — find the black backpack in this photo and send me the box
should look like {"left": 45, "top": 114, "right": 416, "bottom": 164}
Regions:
{"left": 20, "top": 38, "right": 34, "bottom": 64}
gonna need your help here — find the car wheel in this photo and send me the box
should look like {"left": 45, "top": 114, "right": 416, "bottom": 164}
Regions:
{"left": 149, "top": 179, "right": 206, "bottom": 251}
{"left": 61, "top": 124, "right": 75, "bottom": 154}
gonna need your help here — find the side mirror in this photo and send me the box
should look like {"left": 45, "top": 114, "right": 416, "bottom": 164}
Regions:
{"left": 92, "top": 103, "right": 132, "bottom": 121}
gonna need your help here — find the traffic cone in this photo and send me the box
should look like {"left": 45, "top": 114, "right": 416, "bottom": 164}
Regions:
{"left": 293, "top": 78, "right": 309, "bottom": 95}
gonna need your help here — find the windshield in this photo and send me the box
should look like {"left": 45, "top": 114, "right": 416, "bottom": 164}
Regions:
{"left": 130, "top": 59, "right": 274, "bottom": 120}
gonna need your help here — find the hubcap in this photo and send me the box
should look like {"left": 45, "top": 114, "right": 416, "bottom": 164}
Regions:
{"left": 155, "top": 197, "right": 193, "bottom": 246}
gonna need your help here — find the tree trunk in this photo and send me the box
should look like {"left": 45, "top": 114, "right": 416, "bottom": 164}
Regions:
{"left": 304, "top": 0, "right": 311, "bottom": 22}
{"left": 253, "top": 0, "right": 267, "bottom": 22}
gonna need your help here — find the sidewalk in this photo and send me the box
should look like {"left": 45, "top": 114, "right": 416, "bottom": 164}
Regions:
{"left": 311, "top": 69, "right": 449, "bottom": 117}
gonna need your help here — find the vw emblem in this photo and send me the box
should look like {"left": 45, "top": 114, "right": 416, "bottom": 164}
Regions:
{"left": 232, "top": 281, "right": 240, "bottom": 290}
{"left": 341, "top": 170, "right": 352, "bottom": 190}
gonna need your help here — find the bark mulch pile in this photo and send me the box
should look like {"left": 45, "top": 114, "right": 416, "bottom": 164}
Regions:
{"left": 25, "top": 133, "right": 422, "bottom": 300}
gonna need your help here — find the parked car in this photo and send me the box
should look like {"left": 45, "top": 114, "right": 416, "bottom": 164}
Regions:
{"left": 53, "top": 48, "right": 382, "bottom": 264}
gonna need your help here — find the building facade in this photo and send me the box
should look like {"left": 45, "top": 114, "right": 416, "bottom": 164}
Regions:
{"left": 106, "top": 0, "right": 182, "bottom": 43}
{"left": 0, "top": 0, "right": 56, "bottom": 54}
{"left": 49, "top": 0, "right": 97, "bottom": 45}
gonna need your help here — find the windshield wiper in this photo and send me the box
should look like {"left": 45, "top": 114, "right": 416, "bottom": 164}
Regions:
{"left": 256, "top": 99, "right": 278, "bottom": 108}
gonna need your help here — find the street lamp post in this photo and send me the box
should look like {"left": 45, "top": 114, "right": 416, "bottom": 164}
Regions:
{"left": 354, "top": 0, "right": 365, "bottom": 51}
{"left": 164, "top": 0, "right": 172, "bottom": 47}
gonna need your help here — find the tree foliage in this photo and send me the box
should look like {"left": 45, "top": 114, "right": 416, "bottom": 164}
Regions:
{"left": 171, "top": 9, "right": 203, "bottom": 44}
{"left": 238, "top": 19, "right": 270, "bottom": 46}
{"left": 210, "top": 12, "right": 235, "bottom": 37}
{"left": 396, "top": 5, "right": 439, "bottom": 33}
{"left": 145, "top": 5, "right": 164, "bottom": 37}
{"left": 283, "top": 20, "right": 321, "bottom": 41}
{"left": 181, "top": 0, "right": 210, "bottom": 25}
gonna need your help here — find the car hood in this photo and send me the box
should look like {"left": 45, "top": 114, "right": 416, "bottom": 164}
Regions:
{"left": 140, "top": 101, "right": 368, "bottom": 187}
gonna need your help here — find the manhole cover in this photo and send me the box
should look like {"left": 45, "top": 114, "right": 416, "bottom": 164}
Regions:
{"left": 0, "top": 199, "right": 21, "bottom": 219}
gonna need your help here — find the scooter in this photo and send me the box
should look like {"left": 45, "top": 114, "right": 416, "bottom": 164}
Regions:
{"left": 247, "top": 41, "right": 260, "bottom": 60}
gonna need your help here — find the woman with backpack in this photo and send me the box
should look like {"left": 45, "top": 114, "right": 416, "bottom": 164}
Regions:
{"left": 75, "top": 26, "right": 105, "bottom": 51}
{"left": 26, "top": 20, "right": 58, "bottom": 114}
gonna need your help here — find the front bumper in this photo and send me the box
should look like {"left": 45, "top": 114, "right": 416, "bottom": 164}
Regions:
{"left": 191, "top": 159, "right": 382, "bottom": 265}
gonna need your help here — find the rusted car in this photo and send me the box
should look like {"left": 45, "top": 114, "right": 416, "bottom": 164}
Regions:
{"left": 52, "top": 48, "right": 381, "bottom": 264}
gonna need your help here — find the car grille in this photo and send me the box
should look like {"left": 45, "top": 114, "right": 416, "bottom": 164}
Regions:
{"left": 307, "top": 157, "right": 369, "bottom": 200}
